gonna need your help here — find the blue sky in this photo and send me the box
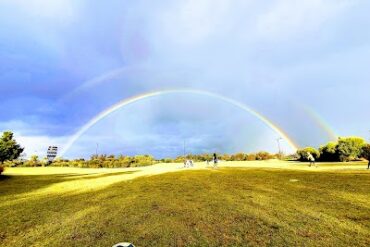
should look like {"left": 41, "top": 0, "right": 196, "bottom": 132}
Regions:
{"left": 0, "top": 0, "right": 369, "bottom": 158}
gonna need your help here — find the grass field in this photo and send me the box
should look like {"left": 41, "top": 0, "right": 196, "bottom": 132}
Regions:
{"left": 0, "top": 161, "right": 369, "bottom": 246}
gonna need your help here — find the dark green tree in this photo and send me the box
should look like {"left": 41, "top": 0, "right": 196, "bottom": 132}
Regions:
{"left": 319, "top": 142, "right": 339, "bottom": 161}
{"left": 297, "top": 147, "right": 320, "bottom": 161}
{"left": 336, "top": 137, "right": 365, "bottom": 161}
{"left": 361, "top": 144, "right": 370, "bottom": 160}
{"left": 0, "top": 131, "right": 24, "bottom": 163}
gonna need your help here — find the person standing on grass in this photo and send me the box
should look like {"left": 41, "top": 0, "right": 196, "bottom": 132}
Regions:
{"left": 307, "top": 152, "right": 316, "bottom": 167}
{"left": 367, "top": 160, "right": 370, "bottom": 169}
{"left": 213, "top": 153, "right": 218, "bottom": 168}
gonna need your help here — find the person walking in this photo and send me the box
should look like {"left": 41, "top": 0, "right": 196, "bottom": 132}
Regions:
{"left": 307, "top": 152, "right": 316, "bottom": 167}
{"left": 189, "top": 159, "right": 194, "bottom": 167}
{"left": 213, "top": 153, "right": 218, "bottom": 168}
{"left": 367, "top": 159, "right": 370, "bottom": 169}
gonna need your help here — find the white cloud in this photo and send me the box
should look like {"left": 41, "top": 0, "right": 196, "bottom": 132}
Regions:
{"left": 9, "top": 0, "right": 77, "bottom": 23}
{"left": 0, "top": 120, "right": 70, "bottom": 158}
{"left": 255, "top": 0, "right": 353, "bottom": 41}
{"left": 15, "top": 134, "right": 69, "bottom": 158}
{"left": 157, "top": 0, "right": 235, "bottom": 45}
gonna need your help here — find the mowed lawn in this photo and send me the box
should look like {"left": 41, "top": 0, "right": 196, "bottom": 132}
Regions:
{"left": 0, "top": 164, "right": 369, "bottom": 246}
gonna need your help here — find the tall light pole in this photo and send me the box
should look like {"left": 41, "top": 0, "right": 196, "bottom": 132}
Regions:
{"left": 96, "top": 143, "right": 99, "bottom": 157}
{"left": 183, "top": 140, "right": 186, "bottom": 157}
{"left": 276, "top": 137, "right": 282, "bottom": 159}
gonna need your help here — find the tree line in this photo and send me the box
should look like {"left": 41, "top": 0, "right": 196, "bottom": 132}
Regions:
{"left": 160, "top": 151, "right": 278, "bottom": 163}
{"left": 1, "top": 131, "right": 370, "bottom": 173}
{"left": 4, "top": 152, "right": 279, "bottom": 168}
{"left": 297, "top": 136, "right": 370, "bottom": 162}
{"left": 0, "top": 131, "right": 280, "bottom": 170}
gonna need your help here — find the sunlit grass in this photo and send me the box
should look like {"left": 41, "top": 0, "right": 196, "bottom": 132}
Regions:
{"left": 0, "top": 161, "right": 369, "bottom": 246}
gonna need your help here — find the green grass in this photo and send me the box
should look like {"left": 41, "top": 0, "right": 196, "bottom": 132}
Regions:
{"left": 0, "top": 164, "right": 369, "bottom": 246}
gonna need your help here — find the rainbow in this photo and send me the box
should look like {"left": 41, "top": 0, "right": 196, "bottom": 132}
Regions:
{"left": 301, "top": 105, "right": 338, "bottom": 141}
{"left": 60, "top": 67, "right": 128, "bottom": 103}
{"left": 60, "top": 89, "right": 300, "bottom": 156}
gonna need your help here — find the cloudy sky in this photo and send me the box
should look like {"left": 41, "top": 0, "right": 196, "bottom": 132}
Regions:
{"left": 0, "top": 0, "right": 369, "bottom": 159}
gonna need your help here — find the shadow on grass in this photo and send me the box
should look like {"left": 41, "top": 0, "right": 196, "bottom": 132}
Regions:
{"left": 0, "top": 170, "right": 138, "bottom": 197}
{"left": 0, "top": 175, "right": 11, "bottom": 181}
{"left": 53, "top": 170, "right": 138, "bottom": 179}
{"left": 1, "top": 169, "right": 369, "bottom": 247}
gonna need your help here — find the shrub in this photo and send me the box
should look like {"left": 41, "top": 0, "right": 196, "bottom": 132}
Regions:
{"left": 284, "top": 153, "right": 299, "bottom": 161}
{"left": 319, "top": 142, "right": 339, "bottom": 161}
{"left": 132, "top": 155, "right": 154, "bottom": 167}
{"left": 221, "top": 154, "right": 231, "bottom": 161}
{"left": 231, "top": 153, "right": 247, "bottom": 161}
{"left": 24, "top": 155, "right": 42, "bottom": 167}
{"left": 246, "top": 153, "right": 257, "bottom": 161}
{"left": 297, "top": 147, "right": 320, "bottom": 161}
{"left": 174, "top": 156, "right": 185, "bottom": 163}
{"left": 361, "top": 144, "right": 370, "bottom": 160}
{"left": 337, "top": 137, "right": 365, "bottom": 161}
{"left": 256, "top": 151, "right": 273, "bottom": 160}
{"left": 161, "top": 158, "right": 173, "bottom": 163}
{"left": 3, "top": 160, "right": 23, "bottom": 167}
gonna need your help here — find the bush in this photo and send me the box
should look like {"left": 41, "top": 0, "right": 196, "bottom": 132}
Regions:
{"left": 319, "top": 142, "right": 339, "bottom": 161}
{"left": 256, "top": 151, "right": 274, "bottom": 160}
{"left": 221, "top": 154, "right": 231, "bottom": 161}
{"left": 161, "top": 158, "right": 173, "bottom": 163}
{"left": 297, "top": 147, "right": 320, "bottom": 162}
{"left": 24, "top": 155, "right": 42, "bottom": 167}
{"left": 131, "top": 155, "right": 154, "bottom": 167}
{"left": 337, "top": 137, "right": 365, "bottom": 161}
{"left": 361, "top": 144, "right": 370, "bottom": 160}
{"left": 246, "top": 153, "right": 257, "bottom": 161}
{"left": 231, "top": 153, "right": 247, "bottom": 161}
{"left": 284, "top": 153, "right": 299, "bottom": 161}
{"left": 2, "top": 160, "right": 24, "bottom": 167}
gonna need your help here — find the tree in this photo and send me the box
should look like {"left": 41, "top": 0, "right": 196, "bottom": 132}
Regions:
{"left": 220, "top": 154, "right": 231, "bottom": 161}
{"left": 233, "top": 153, "right": 247, "bottom": 161}
{"left": 246, "top": 153, "right": 257, "bottom": 161}
{"left": 27, "top": 155, "right": 40, "bottom": 167}
{"left": 297, "top": 147, "right": 320, "bottom": 161}
{"left": 336, "top": 137, "right": 365, "bottom": 161}
{"left": 132, "top": 155, "right": 154, "bottom": 167}
{"left": 256, "top": 151, "right": 273, "bottom": 160}
{"left": 319, "top": 142, "right": 339, "bottom": 161}
{"left": 0, "top": 131, "right": 24, "bottom": 163}
{"left": 361, "top": 144, "right": 370, "bottom": 160}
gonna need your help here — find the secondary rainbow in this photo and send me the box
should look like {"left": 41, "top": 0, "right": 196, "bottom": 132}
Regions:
{"left": 301, "top": 105, "right": 337, "bottom": 141}
{"left": 60, "top": 89, "right": 300, "bottom": 156}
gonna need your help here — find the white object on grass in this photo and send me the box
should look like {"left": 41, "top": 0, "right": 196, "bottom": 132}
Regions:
{"left": 112, "top": 243, "right": 135, "bottom": 247}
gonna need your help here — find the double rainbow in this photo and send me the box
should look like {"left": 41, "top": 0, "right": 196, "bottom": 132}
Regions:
{"left": 60, "top": 89, "right": 299, "bottom": 157}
